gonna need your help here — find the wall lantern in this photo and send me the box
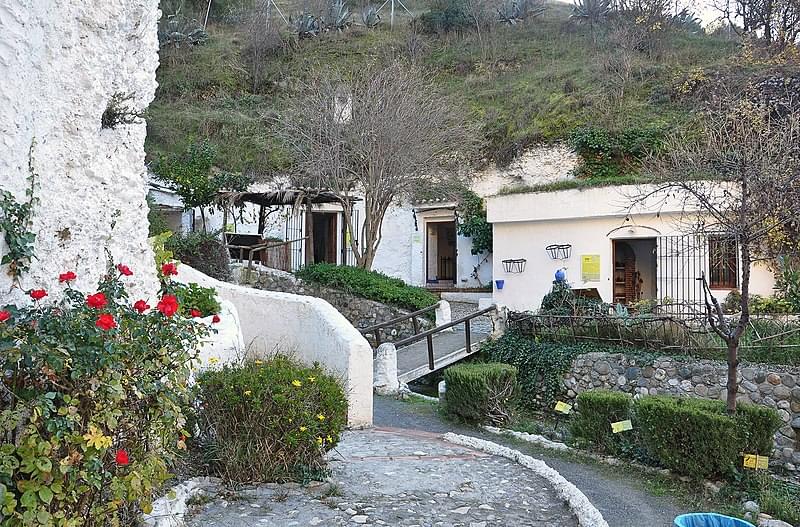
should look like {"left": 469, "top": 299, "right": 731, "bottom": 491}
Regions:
{"left": 546, "top": 244, "right": 572, "bottom": 260}
{"left": 501, "top": 258, "right": 527, "bottom": 274}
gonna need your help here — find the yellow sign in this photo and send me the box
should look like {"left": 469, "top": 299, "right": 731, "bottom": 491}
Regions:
{"left": 554, "top": 401, "right": 573, "bottom": 414}
{"left": 743, "top": 454, "right": 769, "bottom": 470}
{"left": 581, "top": 255, "right": 601, "bottom": 282}
{"left": 611, "top": 420, "right": 633, "bottom": 433}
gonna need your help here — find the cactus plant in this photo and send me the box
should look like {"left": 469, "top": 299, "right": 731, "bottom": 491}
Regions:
{"left": 570, "top": 0, "right": 611, "bottom": 24}
{"left": 497, "top": 0, "right": 546, "bottom": 24}
{"left": 292, "top": 11, "right": 321, "bottom": 38}
{"left": 361, "top": 4, "right": 381, "bottom": 28}
{"left": 326, "top": 0, "right": 352, "bottom": 31}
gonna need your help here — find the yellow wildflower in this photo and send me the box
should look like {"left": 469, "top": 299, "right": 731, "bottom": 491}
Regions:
{"left": 316, "top": 414, "right": 325, "bottom": 421}
{"left": 316, "top": 437, "right": 324, "bottom": 445}
{"left": 255, "top": 360, "right": 263, "bottom": 365}
{"left": 208, "top": 357, "right": 219, "bottom": 364}
{"left": 307, "top": 376, "right": 316, "bottom": 383}
{"left": 299, "top": 426, "right": 307, "bottom": 432}
{"left": 244, "top": 390, "right": 252, "bottom": 396}
{"left": 292, "top": 379, "right": 302, "bottom": 387}
{"left": 83, "top": 425, "right": 112, "bottom": 450}
{"left": 326, "top": 435, "right": 333, "bottom": 443}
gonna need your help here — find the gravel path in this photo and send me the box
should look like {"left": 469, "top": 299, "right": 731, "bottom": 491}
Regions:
{"left": 374, "top": 395, "right": 688, "bottom": 527}
{"left": 187, "top": 427, "right": 578, "bottom": 527}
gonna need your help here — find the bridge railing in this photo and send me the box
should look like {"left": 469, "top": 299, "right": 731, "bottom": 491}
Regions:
{"left": 359, "top": 303, "right": 439, "bottom": 346}
{"left": 393, "top": 305, "right": 497, "bottom": 370}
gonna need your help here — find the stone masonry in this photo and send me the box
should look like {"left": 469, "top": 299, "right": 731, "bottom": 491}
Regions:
{"left": 563, "top": 352, "right": 800, "bottom": 474}
{"left": 232, "top": 265, "right": 433, "bottom": 342}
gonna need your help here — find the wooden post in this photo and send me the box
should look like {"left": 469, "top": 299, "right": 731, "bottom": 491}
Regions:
{"left": 304, "top": 200, "right": 314, "bottom": 266}
{"left": 427, "top": 334, "right": 434, "bottom": 370}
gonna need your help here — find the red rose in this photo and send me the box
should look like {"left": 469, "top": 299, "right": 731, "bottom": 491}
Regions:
{"left": 133, "top": 300, "right": 150, "bottom": 313}
{"left": 115, "top": 449, "right": 129, "bottom": 466}
{"left": 95, "top": 314, "right": 117, "bottom": 331}
{"left": 157, "top": 295, "right": 179, "bottom": 317}
{"left": 29, "top": 289, "right": 47, "bottom": 301}
{"left": 59, "top": 271, "right": 77, "bottom": 283}
{"left": 212, "top": 314, "right": 221, "bottom": 324}
{"left": 161, "top": 262, "right": 178, "bottom": 277}
{"left": 116, "top": 264, "right": 133, "bottom": 276}
{"left": 86, "top": 292, "right": 108, "bottom": 309}
{"left": 190, "top": 309, "right": 202, "bottom": 318}
{"left": 0, "top": 311, "right": 10, "bottom": 323}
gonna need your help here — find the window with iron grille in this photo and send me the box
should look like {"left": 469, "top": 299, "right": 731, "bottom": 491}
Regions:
{"left": 708, "top": 235, "right": 738, "bottom": 289}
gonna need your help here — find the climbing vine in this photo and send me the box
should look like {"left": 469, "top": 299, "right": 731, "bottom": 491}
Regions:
{"left": 456, "top": 190, "right": 492, "bottom": 255}
{"left": 0, "top": 143, "right": 37, "bottom": 280}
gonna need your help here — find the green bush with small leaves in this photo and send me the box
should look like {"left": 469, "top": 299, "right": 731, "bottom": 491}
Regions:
{"left": 570, "top": 390, "right": 633, "bottom": 455}
{"left": 172, "top": 282, "right": 221, "bottom": 317}
{"left": 444, "top": 363, "right": 518, "bottom": 424}
{"left": 635, "top": 396, "right": 781, "bottom": 479}
{"left": 195, "top": 357, "right": 348, "bottom": 483}
{"left": 166, "top": 230, "right": 231, "bottom": 281}
{"left": 295, "top": 264, "right": 438, "bottom": 312}
{"left": 0, "top": 260, "right": 206, "bottom": 526}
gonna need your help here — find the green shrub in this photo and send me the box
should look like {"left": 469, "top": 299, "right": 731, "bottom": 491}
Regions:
{"left": 570, "top": 390, "right": 633, "bottom": 455}
{"left": 196, "top": 357, "right": 348, "bottom": 483}
{"left": 172, "top": 282, "right": 221, "bottom": 317}
{"left": 295, "top": 264, "right": 438, "bottom": 312}
{"left": 635, "top": 396, "right": 781, "bottom": 479}
{"left": 166, "top": 230, "right": 231, "bottom": 281}
{"left": 420, "top": 0, "right": 473, "bottom": 33}
{"left": 444, "top": 363, "right": 518, "bottom": 424}
{"left": 0, "top": 259, "right": 206, "bottom": 525}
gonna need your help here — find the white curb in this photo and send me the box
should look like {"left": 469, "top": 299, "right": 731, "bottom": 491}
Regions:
{"left": 482, "top": 425, "right": 574, "bottom": 452}
{"left": 442, "top": 433, "right": 609, "bottom": 527}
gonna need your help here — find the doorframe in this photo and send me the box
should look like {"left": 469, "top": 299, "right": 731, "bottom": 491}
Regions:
{"left": 425, "top": 217, "right": 458, "bottom": 284}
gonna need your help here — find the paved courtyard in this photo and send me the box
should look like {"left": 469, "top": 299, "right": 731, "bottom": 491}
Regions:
{"left": 187, "top": 427, "right": 578, "bottom": 526}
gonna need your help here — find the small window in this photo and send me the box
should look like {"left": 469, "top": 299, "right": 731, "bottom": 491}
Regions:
{"left": 708, "top": 236, "right": 738, "bottom": 289}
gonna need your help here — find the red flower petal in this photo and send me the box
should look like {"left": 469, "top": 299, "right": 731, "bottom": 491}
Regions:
{"left": 115, "top": 449, "right": 129, "bottom": 466}
{"left": 95, "top": 314, "right": 117, "bottom": 331}
{"left": 212, "top": 314, "right": 221, "bottom": 324}
{"left": 0, "top": 310, "right": 10, "bottom": 323}
{"left": 116, "top": 264, "right": 133, "bottom": 276}
{"left": 59, "top": 271, "right": 77, "bottom": 283}
{"left": 86, "top": 292, "right": 108, "bottom": 309}
{"left": 29, "top": 289, "right": 47, "bottom": 301}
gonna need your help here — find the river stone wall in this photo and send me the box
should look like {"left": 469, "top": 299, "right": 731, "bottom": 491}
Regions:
{"left": 563, "top": 352, "right": 800, "bottom": 474}
{"left": 232, "top": 265, "right": 433, "bottom": 342}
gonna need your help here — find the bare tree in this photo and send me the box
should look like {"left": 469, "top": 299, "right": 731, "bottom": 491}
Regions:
{"left": 635, "top": 95, "right": 800, "bottom": 413}
{"left": 712, "top": 0, "right": 800, "bottom": 48}
{"left": 277, "top": 62, "right": 479, "bottom": 270}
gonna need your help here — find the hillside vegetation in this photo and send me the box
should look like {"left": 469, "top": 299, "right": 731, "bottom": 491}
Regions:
{"left": 146, "top": 0, "right": 792, "bottom": 186}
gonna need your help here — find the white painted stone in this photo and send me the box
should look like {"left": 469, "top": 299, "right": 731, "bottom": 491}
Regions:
{"left": 190, "top": 298, "right": 246, "bottom": 367}
{"left": 374, "top": 343, "right": 400, "bottom": 396}
{"left": 142, "top": 477, "right": 220, "bottom": 527}
{"left": 177, "top": 265, "right": 374, "bottom": 427}
{"left": 0, "top": 0, "right": 160, "bottom": 304}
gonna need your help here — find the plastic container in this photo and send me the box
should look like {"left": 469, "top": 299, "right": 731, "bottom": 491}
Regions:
{"left": 673, "top": 513, "right": 755, "bottom": 527}
{"left": 495, "top": 279, "right": 505, "bottom": 290}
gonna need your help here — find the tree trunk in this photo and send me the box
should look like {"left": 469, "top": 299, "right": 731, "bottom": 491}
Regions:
{"left": 725, "top": 338, "right": 740, "bottom": 414}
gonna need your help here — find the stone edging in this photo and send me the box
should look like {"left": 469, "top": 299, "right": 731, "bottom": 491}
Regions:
{"left": 142, "top": 476, "right": 221, "bottom": 527}
{"left": 442, "top": 433, "right": 609, "bottom": 527}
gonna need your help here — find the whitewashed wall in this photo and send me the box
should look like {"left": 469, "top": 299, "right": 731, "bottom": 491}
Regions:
{"left": 0, "top": 0, "right": 160, "bottom": 302}
{"left": 487, "top": 186, "right": 776, "bottom": 312}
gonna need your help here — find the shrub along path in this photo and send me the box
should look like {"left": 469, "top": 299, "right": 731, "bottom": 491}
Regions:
{"left": 374, "top": 395, "right": 688, "bottom": 527}
{"left": 187, "top": 426, "right": 578, "bottom": 526}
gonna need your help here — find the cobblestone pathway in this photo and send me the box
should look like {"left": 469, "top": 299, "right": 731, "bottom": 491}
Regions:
{"left": 187, "top": 428, "right": 578, "bottom": 527}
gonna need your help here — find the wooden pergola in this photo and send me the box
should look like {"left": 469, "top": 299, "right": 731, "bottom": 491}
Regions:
{"left": 216, "top": 188, "right": 359, "bottom": 266}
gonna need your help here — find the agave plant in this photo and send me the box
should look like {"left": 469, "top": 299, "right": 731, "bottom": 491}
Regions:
{"left": 361, "top": 4, "right": 381, "bottom": 28}
{"left": 326, "top": 0, "right": 352, "bottom": 31}
{"left": 157, "top": 9, "right": 209, "bottom": 49}
{"left": 292, "top": 12, "right": 321, "bottom": 38}
{"left": 672, "top": 8, "right": 702, "bottom": 34}
{"left": 570, "top": 0, "right": 611, "bottom": 24}
{"left": 497, "top": 0, "right": 522, "bottom": 24}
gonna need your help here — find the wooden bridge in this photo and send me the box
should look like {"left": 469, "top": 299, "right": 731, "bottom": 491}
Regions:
{"left": 361, "top": 303, "right": 496, "bottom": 383}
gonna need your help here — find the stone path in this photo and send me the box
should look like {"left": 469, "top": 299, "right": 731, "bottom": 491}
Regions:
{"left": 187, "top": 427, "right": 578, "bottom": 527}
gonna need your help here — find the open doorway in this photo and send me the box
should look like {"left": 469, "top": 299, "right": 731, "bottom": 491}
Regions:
{"left": 612, "top": 238, "right": 656, "bottom": 305}
{"left": 426, "top": 221, "right": 456, "bottom": 285}
{"left": 312, "top": 212, "right": 338, "bottom": 264}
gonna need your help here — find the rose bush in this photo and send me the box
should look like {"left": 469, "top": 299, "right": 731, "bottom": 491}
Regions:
{"left": 0, "top": 260, "right": 207, "bottom": 526}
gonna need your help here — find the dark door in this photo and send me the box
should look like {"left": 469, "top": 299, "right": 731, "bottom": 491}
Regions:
{"left": 312, "top": 213, "right": 338, "bottom": 264}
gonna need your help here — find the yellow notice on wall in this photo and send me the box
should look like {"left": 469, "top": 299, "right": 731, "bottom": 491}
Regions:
{"left": 581, "top": 255, "right": 601, "bottom": 281}
{"left": 611, "top": 420, "right": 633, "bottom": 434}
{"left": 743, "top": 454, "right": 769, "bottom": 470}
{"left": 554, "top": 401, "right": 573, "bottom": 414}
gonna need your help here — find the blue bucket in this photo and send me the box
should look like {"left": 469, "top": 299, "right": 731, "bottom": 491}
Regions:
{"left": 674, "top": 513, "right": 755, "bottom": 527}
{"left": 495, "top": 279, "right": 505, "bottom": 290}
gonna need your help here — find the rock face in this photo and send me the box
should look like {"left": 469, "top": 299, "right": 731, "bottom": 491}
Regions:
{"left": 234, "top": 265, "right": 434, "bottom": 342}
{"left": 471, "top": 143, "right": 579, "bottom": 197}
{"left": 563, "top": 352, "right": 800, "bottom": 476}
{"left": 0, "top": 0, "right": 160, "bottom": 303}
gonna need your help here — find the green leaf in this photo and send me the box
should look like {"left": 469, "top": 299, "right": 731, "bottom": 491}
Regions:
{"left": 36, "top": 458, "right": 52, "bottom": 473}
{"left": 38, "top": 486, "right": 53, "bottom": 505}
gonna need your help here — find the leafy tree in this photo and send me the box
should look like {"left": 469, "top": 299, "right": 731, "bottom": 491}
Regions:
{"left": 457, "top": 190, "right": 493, "bottom": 255}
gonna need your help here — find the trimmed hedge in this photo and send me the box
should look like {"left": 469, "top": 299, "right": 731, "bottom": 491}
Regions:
{"left": 635, "top": 397, "right": 781, "bottom": 479}
{"left": 444, "top": 363, "right": 518, "bottom": 425}
{"left": 570, "top": 390, "right": 633, "bottom": 455}
{"left": 196, "top": 356, "right": 348, "bottom": 483}
{"left": 295, "top": 263, "right": 438, "bottom": 312}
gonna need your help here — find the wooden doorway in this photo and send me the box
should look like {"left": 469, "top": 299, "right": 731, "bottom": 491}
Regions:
{"left": 426, "top": 221, "right": 456, "bottom": 285}
{"left": 312, "top": 212, "right": 338, "bottom": 264}
{"left": 612, "top": 238, "right": 656, "bottom": 305}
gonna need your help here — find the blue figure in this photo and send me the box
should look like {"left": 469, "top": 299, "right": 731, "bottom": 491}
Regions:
{"left": 555, "top": 268, "right": 566, "bottom": 282}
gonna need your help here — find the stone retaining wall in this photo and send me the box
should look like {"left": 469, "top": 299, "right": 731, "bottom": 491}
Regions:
{"left": 563, "top": 352, "right": 800, "bottom": 474}
{"left": 232, "top": 265, "right": 433, "bottom": 342}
